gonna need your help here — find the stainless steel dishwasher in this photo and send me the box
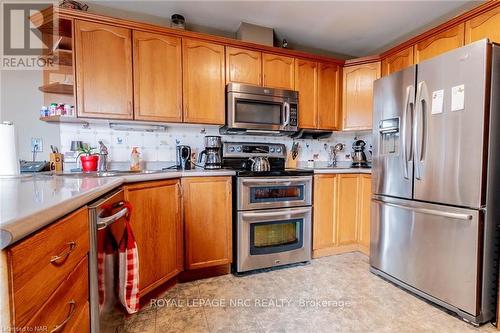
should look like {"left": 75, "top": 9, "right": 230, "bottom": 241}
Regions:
{"left": 88, "top": 189, "right": 129, "bottom": 333}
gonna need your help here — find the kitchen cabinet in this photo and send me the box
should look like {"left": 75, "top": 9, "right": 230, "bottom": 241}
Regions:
{"left": 75, "top": 20, "right": 133, "bottom": 119}
{"left": 133, "top": 31, "right": 182, "bottom": 122}
{"left": 337, "top": 174, "right": 359, "bottom": 245}
{"left": 182, "top": 177, "right": 232, "bottom": 270}
{"left": 121, "top": 180, "right": 183, "bottom": 295}
{"left": 465, "top": 6, "right": 500, "bottom": 44}
{"left": 183, "top": 39, "right": 226, "bottom": 124}
{"left": 414, "top": 24, "right": 465, "bottom": 63}
{"left": 6, "top": 207, "right": 89, "bottom": 330}
{"left": 312, "top": 175, "right": 338, "bottom": 252}
{"left": 357, "top": 174, "right": 372, "bottom": 255}
{"left": 342, "top": 62, "right": 380, "bottom": 131}
{"left": 295, "top": 59, "right": 318, "bottom": 129}
{"left": 318, "top": 63, "right": 341, "bottom": 130}
{"left": 226, "top": 46, "right": 262, "bottom": 85}
{"left": 382, "top": 46, "right": 414, "bottom": 76}
{"left": 262, "top": 53, "right": 295, "bottom": 89}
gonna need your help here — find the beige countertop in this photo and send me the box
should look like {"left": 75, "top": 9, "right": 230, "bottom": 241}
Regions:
{"left": 295, "top": 161, "right": 372, "bottom": 174}
{"left": 0, "top": 169, "right": 235, "bottom": 249}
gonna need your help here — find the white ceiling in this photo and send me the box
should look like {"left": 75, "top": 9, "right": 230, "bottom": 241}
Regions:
{"left": 89, "top": 1, "right": 481, "bottom": 58}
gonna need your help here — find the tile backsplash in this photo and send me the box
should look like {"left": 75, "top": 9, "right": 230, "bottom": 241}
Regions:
{"left": 60, "top": 122, "right": 372, "bottom": 167}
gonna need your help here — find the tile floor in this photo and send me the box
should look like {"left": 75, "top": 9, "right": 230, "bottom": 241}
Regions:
{"left": 104, "top": 252, "right": 498, "bottom": 333}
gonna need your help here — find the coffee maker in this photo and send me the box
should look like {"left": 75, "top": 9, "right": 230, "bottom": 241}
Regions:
{"left": 351, "top": 140, "right": 368, "bottom": 168}
{"left": 176, "top": 145, "right": 192, "bottom": 170}
{"left": 198, "top": 136, "right": 222, "bottom": 169}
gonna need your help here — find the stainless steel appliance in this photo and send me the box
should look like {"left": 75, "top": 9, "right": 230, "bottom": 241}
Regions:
{"left": 371, "top": 40, "right": 500, "bottom": 325}
{"left": 176, "top": 145, "right": 192, "bottom": 170}
{"left": 198, "top": 136, "right": 222, "bottom": 169}
{"left": 222, "top": 142, "right": 313, "bottom": 273}
{"left": 248, "top": 156, "right": 270, "bottom": 172}
{"left": 351, "top": 140, "right": 368, "bottom": 167}
{"left": 221, "top": 83, "right": 298, "bottom": 136}
{"left": 89, "top": 189, "right": 130, "bottom": 333}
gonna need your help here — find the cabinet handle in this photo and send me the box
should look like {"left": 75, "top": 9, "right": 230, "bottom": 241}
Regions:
{"left": 50, "top": 242, "right": 77, "bottom": 265}
{"left": 50, "top": 300, "right": 76, "bottom": 333}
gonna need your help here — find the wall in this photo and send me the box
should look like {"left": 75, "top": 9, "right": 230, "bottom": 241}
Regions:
{"left": 0, "top": 70, "right": 60, "bottom": 161}
{"left": 60, "top": 122, "right": 372, "bottom": 169}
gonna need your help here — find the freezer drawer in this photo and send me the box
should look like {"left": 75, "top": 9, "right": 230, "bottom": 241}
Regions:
{"left": 370, "top": 196, "right": 480, "bottom": 316}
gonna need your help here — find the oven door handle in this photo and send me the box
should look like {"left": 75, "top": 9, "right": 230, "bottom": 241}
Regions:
{"left": 240, "top": 177, "right": 311, "bottom": 185}
{"left": 241, "top": 208, "right": 311, "bottom": 218}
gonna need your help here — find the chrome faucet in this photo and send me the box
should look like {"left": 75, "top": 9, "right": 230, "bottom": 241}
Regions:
{"left": 328, "top": 143, "right": 345, "bottom": 166}
{"left": 98, "top": 141, "right": 109, "bottom": 171}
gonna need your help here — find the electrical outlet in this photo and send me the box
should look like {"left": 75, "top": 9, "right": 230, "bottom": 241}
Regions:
{"left": 31, "top": 138, "right": 43, "bottom": 152}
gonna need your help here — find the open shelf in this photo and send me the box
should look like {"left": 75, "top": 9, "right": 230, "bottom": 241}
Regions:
{"left": 40, "top": 49, "right": 73, "bottom": 67}
{"left": 40, "top": 115, "right": 87, "bottom": 124}
{"left": 38, "top": 82, "right": 74, "bottom": 95}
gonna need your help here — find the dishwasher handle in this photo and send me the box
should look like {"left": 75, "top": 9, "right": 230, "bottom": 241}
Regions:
{"left": 97, "top": 201, "right": 131, "bottom": 230}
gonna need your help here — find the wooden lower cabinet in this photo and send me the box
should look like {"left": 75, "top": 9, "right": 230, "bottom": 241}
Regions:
{"left": 312, "top": 174, "right": 372, "bottom": 258}
{"left": 120, "top": 180, "right": 183, "bottom": 295}
{"left": 182, "top": 177, "right": 232, "bottom": 270}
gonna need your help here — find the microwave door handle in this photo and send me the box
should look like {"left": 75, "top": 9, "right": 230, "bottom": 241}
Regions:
{"left": 283, "top": 102, "right": 290, "bottom": 127}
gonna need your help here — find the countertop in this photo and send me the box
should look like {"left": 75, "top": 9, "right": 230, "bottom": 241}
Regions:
{"left": 296, "top": 161, "right": 372, "bottom": 174}
{"left": 0, "top": 169, "right": 235, "bottom": 249}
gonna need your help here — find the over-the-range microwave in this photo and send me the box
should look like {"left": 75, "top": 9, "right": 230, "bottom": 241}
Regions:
{"left": 220, "top": 83, "right": 298, "bottom": 136}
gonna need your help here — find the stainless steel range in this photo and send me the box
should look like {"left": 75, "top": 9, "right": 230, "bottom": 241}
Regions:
{"left": 222, "top": 142, "right": 313, "bottom": 273}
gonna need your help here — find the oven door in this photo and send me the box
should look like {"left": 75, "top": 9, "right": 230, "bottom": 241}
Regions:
{"left": 237, "top": 207, "right": 312, "bottom": 273}
{"left": 227, "top": 92, "right": 286, "bottom": 131}
{"left": 238, "top": 176, "right": 312, "bottom": 210}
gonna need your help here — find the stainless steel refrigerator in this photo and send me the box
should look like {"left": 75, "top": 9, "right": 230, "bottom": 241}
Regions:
{"left": 371, "top": 39, "right": 500, "bottom": 325}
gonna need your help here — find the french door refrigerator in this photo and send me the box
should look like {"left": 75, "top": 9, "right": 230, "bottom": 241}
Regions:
{"left": 371, "top": 39, "right": 500, "bottom": 325}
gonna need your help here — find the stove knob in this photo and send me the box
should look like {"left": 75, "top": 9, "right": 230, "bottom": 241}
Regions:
{"left": 236, "top": 146, "right": 242, "bottom": 152}
{"left": 270, "top": 148, "right": 275, "bottom": 153}
{"left": 276, "top": 147, "right": 282, "bottom": 153}
{"left": 229, "top": 147, "right": 235, "bottom": 152}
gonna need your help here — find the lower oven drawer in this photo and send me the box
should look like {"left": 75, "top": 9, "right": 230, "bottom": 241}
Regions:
{"left": 236, "top": 207, "right": 312, "bottom": 273}
{"left": 237, "top": 176, "right": 312, "bottom": 210}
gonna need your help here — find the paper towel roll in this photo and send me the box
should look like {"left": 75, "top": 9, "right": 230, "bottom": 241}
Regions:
{"left": 0, "top": 122, "right": 20, "bottom": 176}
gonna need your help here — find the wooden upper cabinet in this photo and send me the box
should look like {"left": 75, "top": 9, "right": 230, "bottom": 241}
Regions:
{"left": 133, "top": 31, "right": 182, "bottom": 122}
{"left": 75, "top": 20, "right": 133, "bottom": 119}
{"left": 183, "top": 39, "right": 225, "bottom": 124}
{"left": 226, "top": 47, "right": 262, "bottom": 85}
{"left": 414, "top": 24, "right": 465, "bottom": 63}
{"left": 336, "top": 174, "right": 359, "bottom": 245}
{"left": 317, "top": 63, "right": 341, "bottom": 130}
{"left": 313, "top": 175, "right": 337, "bottom": 251}
{"left": 295, "top": 59, "right": 318, "bottom": 129}
{"left": 182, "top": 177, "right": 232, "bottom": 270}
{"left": 262, "top": 53, "right": 294, "bottom": 89}
{"left": 357, "top": 175, "right": 372, "bottom": 255}
{"left": 342, "top": 61, "right": 380, "bottom": 131}
{"left": 465, "top": 6, "right": 500, "bottom": 44}
{"left": 382, "top": 46, "right": 414, "bottom": 76}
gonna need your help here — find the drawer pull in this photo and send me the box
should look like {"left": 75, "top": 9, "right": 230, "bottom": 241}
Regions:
{"left": 50, "top": 300, "right": 76, "bottom": 333}
{"left": 50, "top": 242, "right": 77, "bottom": 265}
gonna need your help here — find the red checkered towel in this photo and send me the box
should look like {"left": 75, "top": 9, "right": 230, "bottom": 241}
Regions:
{"left": 118, "top": 204, "right": 140, "bottom": 314}
{"left": 97, "top": 227, "right": 117, "bottom": 314}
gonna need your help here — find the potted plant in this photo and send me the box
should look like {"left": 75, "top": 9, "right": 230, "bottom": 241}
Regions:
{"left": 77, "top": 145, "right": 99, "bottom": 172}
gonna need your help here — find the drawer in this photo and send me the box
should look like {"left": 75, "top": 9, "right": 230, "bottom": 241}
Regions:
{"left": 25, "top": 256, "right": 89, "bottom": 332}
{"left": 7, "top": 207, "right": 89, "bottom": 327}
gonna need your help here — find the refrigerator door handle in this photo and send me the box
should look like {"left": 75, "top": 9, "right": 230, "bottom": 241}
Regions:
{"left": 402, "top": 85, "right": 414, "bottom": 179}
{"left": 413, "top": 81, "right": 426, "bottom": 180}
{"left": 372, "top": 199, "right": 473, "bottom": 220}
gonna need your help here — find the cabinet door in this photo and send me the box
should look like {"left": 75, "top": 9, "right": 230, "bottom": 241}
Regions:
{"left": 183, "top": 39, "right": 225, "bottom": 124}
{"left": 382, "top": 46, "right": 414, "bottom": 76}
{"left": 465, "top": 6, "right": 500, "bottom": 44}
{"left": 182, "top": 177, "right": 232, "bottom": 270}
{"left": 123, "top": 180, "right": 183, "bottom": 294}
{"left": 336, "top": 174, "right": 359, "bottom": 245}
{"left": 133, "top": 31, "right": 182, "bottom": 122}
{"left": 414, "top": 24, "right": 465, "bottom": 63}
{"left": 342, "top": 62, "right": 380, "bottom": 131}
{"left": 75, "top": 20, "right": 133, "bottom": 119}
{"left": 295, "top": 59, "right": 318, "bottom": 129}
{"left": 262, "top": 53, "right": 294, "bottom": 89}
{"left": 226, "top": 47, "right": 262, "bottom": 85}
{"left": 313, "top": 175, "right": 337, "bottom": 250}
{"left": 318, "top": 63, "right": 341, "bottom": 130}
{"left": 357, "top": 175, "right": 372, "bottom": 255}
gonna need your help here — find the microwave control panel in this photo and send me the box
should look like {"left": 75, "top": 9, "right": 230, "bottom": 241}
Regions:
{"left": 289, "top": 103, "right": 298, "bottom": 126}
